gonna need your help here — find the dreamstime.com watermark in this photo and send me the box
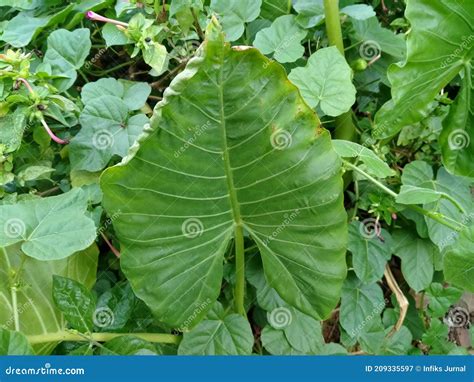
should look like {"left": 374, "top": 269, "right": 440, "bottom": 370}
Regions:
{"left": 4, "top": 363, "right": 85, "bottom": 376}
{"left": 263, "top": 209, "right": 300, "bottom": 245}
{"left": 440, "top": 34, "right": 474, "bottom": 69}
{"left": 174, "top": 121, "right": 211, "bottom": 158}
{"left": 349, "top": 298, "right": 389, "bottom": 338}
{"left": 177, "top": 298, "right": 212, "bottom": 332}
{"left": 1, "top": 299, "right": 32, "bottom": 330}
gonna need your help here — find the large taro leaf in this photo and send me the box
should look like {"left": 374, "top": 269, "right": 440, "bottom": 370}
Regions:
{"left": 101, "top": 23, "right": 347, "bottom": 330}
{"left": 373, "top": 0, "right": 474, "bottom": 139}
{"left": 0, "top": 244, "right": 98, "bottom": 354}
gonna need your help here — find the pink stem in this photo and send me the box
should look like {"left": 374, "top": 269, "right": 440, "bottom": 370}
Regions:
{"left": 100, "top": 232, "right": 121, "bottom": 258}
{"left": 40, "top": 119, "right": 69, "bottom": 145}
{"left": 86, "top": 11, "right": 129, "bottom": 27}
{"left": 17, "top": 77, "right": 35, "bottom": 94}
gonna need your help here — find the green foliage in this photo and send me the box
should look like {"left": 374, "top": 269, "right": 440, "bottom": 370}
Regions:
{"left": 101, "top": 24, "right": 347, "bottom": 328}
{"left": 288, "top": 47, "right": 356, "bottom": 116}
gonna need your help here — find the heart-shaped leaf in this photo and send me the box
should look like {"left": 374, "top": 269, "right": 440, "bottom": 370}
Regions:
{"left": 43, "top": 28, "right": 92, "bottom": 92}
{"left": 178, "top": 302, "right": 253, "bottom": 355}
{"left": 101, "top": 23, "right": 347, "bottom": 329}
{"left": 253, "top": 15, "right": 307, "bottom": 63}
{"left": 70, "top": 78, "right": 151, "bottom": 172}
{"left": 210, "top": 0, "right": 262, "bottom": 41}
{"left": 289, "top": 47, "right": 356, "bottom": 117}
{"left": 0, "top": 189, "right": 96, "bottom": 261}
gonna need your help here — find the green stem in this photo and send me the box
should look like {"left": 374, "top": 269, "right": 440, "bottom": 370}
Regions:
{"left": 10, "top": 253, "right": 26, "bottom": 332}
{"left": 344, "top": 161, "right": 397, "bottom": 197}
{"left": 11, "top": 287, "right": 20, "bottom": 331}
{"left": 27, "top": 331, "right": 180, "bottom": 345}
{"left": 323, "top": 0, "right": 357, "bottom": 141}
{"left": 323, "top": 0, "right": 344, "bottom": 54}
{"left": 343, "top": 160, "right": 465, "bottom": 232}
{"left": 234, "top": 224, "right": 246, "bottom": 316}
{"left": 86, "top": 60, "right": 134, "bottom": 76}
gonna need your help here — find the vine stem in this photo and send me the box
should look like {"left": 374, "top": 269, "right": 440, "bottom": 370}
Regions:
{"left": 27, "top": 331, "right": 180, "bottom": 345}
{"left": 323, "top": 0, "right": 356, "bottom": 141}
{"left": 384, "top": 264, "right": 408, "bottom": 334}
{"left": 343, "top": 160, "right": 465, "bottom": 232}
{"left": 234, "top": 224, "right": 246, "bottom": 316}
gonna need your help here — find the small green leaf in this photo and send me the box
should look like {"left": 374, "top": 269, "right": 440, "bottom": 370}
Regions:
{"left": 282, "top": 309, "right": 324, "bottom": 353}
{"left": 380, "top": 325, "right": 412, "bottom": 355}
{"left": 210, "top": 0, "right": 262, "bottom": 41}
{"left": 178, "top": 303, "right": 254, "bottom": 355}
{"left": 396, "top": 185, "right": 444, "bottom": 205}
{"left": 289, "top": 47, "right": 356, "bottom": 116}
{"left": 293, "top": 0, "right": 324, "bottom": 28}
{"left": 70, "top": 95, "right": 149, "bottom": 172}
{"left": 340, "top": 5, "right": 375, "bottom": 20}
{"left": 400, "top": 160, "right": 433, "bottom": 186}
{"left": 444, "top": 225, "right": 474, "bottom": 292}
{"left": 102, "top": 23, "right": 131, "bottom": 47}
{"left": 333, "top": 140, "right": 394, "bottom": 178}
{"left": 52, "top": 275, "right": 95, "bottom": 333}
{"left": 340, "top": 274, "right": 385, "bottom": 337}
{"left": 426, "top": 283, "right": 463, "bottom": 318}
{"left": 81, "top": 78, "right": 151, "bottom": 111}
{"left": 16, "top": 165, "right": 54, "bottom": 186}
{"left": 422, "top": 319, "right": 455, "bottom": 354}
{"left": 95, "top": 282, "right": 136, "bottom": 331}
{"left": 1, "top": 14, "right": 52, "bottom": 47}
{"left": 0, "top": 107, "right": 27, "bottom": 153}
{"left": 261, "top": 325, "right": 303, "bottom": 355}
{"left": 0, "top": 328, "right": 33, "bottom": 355}
{"left": 0, "top": 189, "right": 97, "bottom": 261}
{"left": 43, "top": 28, "right": 92, "bottom": 92}
{"left": 348, "top": 221, "right": 391, "bottom": 284}
{"left": 142, "top": 42, "right": 168, "bottom": 74}
{"left": 350, "top": 17, "right": 406, "bottom": 60}
{"left": 253, "top": 15, "right": 306, "bottom": 63}
{"left": 393, "top": 229, "right": 436, "bottom": 292}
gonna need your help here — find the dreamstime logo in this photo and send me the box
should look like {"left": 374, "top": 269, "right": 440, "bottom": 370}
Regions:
{"left": 270, "top": 129, "right": 292, "bottom": 150}
{"left": 448, "top": 129, "right": 470, "bottom": 150}
{"left": 92, "top": 130, "right": 114, "bottom": 150}
{"left": 4, "top": 218, "right": 26, "bottom": 239}
{"left": 181, "top": 218, "right": 204, "bottom": 239}
{"left": 93, "top": 307, "right": 115, "bottom": 328}
{"left": 444, "top": 306, "right": 471, "bottom": 328}
{"left": 359, "top": 218, "right": 381, "bottom": 239}
{"left": 268, "top": 307, "right": 292, "bottom": 329}
{"left": 359, "top": 40, "right": 381, "bottom": 61}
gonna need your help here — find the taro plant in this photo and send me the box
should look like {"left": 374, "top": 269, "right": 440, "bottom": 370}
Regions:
{"left": 0, "top": 0, "right": 473, "bottom": 356}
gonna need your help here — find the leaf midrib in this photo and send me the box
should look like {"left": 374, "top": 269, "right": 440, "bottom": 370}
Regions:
{"left": 217, "top": 47, "right": 242, "bottom": 228}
